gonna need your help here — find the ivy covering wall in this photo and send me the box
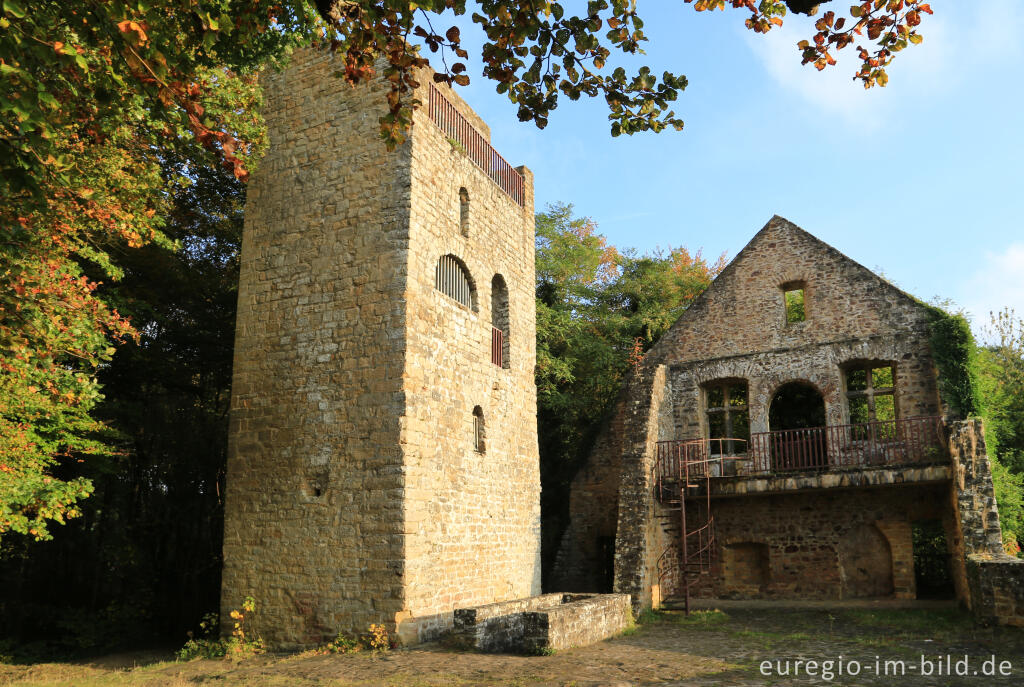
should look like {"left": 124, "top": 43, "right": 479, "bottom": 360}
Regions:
{"left": 925, "top": 306, "right": 981, "bottom": 419}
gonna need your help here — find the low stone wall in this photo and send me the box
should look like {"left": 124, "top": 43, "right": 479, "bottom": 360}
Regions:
{"left": 453, "top": 593, "right": 563, "bottom": 652}
{"left": 967, "top": 554, "right": 1024, "bottom": 627}
{"left": 454, "top": 593, "right": 632, "bottom": 653}
{"left": 522, "top": 593, "right": 632, "bottom": 653}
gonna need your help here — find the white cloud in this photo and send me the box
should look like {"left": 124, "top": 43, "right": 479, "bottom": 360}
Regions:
{"left": 962, "top": 243, "right": 1024, "bottom": 337}
{"left": 743, "top": 1, "right": 1024, "bottom": 126}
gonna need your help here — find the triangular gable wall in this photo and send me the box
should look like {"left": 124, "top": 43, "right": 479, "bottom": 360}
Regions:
{"left": 644, "top": 215, "right": 933, "bottom": 369}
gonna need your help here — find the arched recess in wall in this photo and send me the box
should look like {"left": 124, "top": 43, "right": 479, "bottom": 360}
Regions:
{"left": 839, "top": 523, "right": 894, "bottom": 598}
{"left": 768, "top": 381, "right": 827, "bottom": 470}
{"left": 435, "top": 254, "right": 476, "bottom": 311}
{"left": 459, "top": 187, "right": 470, "bottom": 237}
{"left": 491, "top": 274, "right": 510, "bottom": 368}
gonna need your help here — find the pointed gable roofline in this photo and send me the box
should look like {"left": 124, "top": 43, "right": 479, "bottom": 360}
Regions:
{"left": 642, "top": 214, "right": 932, "bottom": 367}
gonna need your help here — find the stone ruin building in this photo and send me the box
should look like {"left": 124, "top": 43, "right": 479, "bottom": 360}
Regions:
{"left": 551, "top": 217, "right": 1024, "bottom": 625}
{"left": 223, "top": 49, "right": 1024, "bottom": 647}
{"left": 221, "top": 49, "right": 541, "bottom": 646}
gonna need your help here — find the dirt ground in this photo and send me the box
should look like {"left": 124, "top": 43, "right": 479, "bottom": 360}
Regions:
{"left": 3, "top": 607, "right": 1024, "bottom": 686}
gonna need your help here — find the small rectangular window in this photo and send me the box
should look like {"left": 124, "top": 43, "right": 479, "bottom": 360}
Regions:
{"left": 784, "top": 288, "right": 806, "bottom": 323}
{"left": 707, "top": 386, "right": 724, "bottom": 408}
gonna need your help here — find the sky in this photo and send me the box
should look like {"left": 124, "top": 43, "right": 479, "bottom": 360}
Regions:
{"left": 428, "top": 1, "right": 1023, "bottom": 339}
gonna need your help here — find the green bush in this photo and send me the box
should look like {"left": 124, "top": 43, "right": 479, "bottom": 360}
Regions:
{"left": 177, "top": 597, "right": 264, "bottom": 661}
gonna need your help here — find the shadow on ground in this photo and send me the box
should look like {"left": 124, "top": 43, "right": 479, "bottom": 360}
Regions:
{"left": 2, "top": 607, "right": 1023, "bottom": 686}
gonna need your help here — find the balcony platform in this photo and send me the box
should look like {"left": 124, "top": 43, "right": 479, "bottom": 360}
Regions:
{"left": 706, "top": 462, "right": 951, "bottom": 498}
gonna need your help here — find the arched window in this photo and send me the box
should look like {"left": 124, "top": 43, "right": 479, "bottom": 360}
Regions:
{"left": 473, "top": 406, "right": 486, "bottom": 453}
{"left": 491, "top": 274, "right": 510, "bottom": 368}
{"left": 459, "top": 187, "right": 470, "bottom": 237}
{"left": 435, "top": 254, "right": 475, "bottom": 310}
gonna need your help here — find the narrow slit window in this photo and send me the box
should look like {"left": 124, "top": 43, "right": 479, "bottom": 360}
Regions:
{"left": 459, "top": 187, "right": 470, "bottom": 237}
{"left": 473, "top": 406, "right": 485, "bottom": 453}
{"left": 435, "top": 254, "right": 475, "bottom": 310}
{"left": 783, "top": 283, "right": 806, "bottom": 323}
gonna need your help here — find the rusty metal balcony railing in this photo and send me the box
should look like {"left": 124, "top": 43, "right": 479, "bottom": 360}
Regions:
{"left": 491, "top": 326, "right": 503, "bottom": 367}
{"left": 655, "top": 415, "right": 947, "bottom": 484}
{"left": 654, "top": 438, "right": 747, "bottom": 504}
{"left": 747, "top": 415, "right": 946, "bottom": 473}
{"left": 426, "top": 83, "right": 525, "bottom": 206}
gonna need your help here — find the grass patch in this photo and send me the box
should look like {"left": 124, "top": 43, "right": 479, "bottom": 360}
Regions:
{"left": 675, "top": 609, "right": 729, "bottom": 629}
{"left": 617, "top": 621, "right": 639, "bottom": 637}
{"left": 838, "top": 608, "right": 970, "bottom": 640}
{"left": 634, "top": 607, "right": 667, "bottom": 624}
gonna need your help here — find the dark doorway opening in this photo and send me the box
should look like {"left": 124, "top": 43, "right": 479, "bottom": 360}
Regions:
{"left": 913, "top": 520, "right": 955, "bottom": 599}
{"left": 769, "top": 382, "right": 828, "bottom": 469}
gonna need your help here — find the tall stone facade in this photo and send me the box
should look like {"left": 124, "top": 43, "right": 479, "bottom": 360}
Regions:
{"left": 222, "top": 49, "right": 540, "bottom": 647}
{"left": 551, "top": 217, "right": 1022, "bottom": 623}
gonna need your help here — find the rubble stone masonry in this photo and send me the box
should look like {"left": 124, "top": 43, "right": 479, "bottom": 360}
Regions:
{"left": 222, "top": 48, "right": 540, "bottom": 647}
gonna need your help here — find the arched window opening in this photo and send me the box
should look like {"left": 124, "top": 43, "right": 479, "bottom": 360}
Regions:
{"left": 768, "top": 381, "right": 827, "bottom": 470}
{"left": 473, "top": 406, "right": 486, "bottom": 453}
{"left": 491, "top": 274, "right": 510, "bottom": 368}
{"left": 459, "top": 187, "right": 470, "bottom": 237}
{"left": 703, "top": 379, "right": 749, "bottom": 455}
{"left": 435, "top": 254, "right": 475, "bottom": 310}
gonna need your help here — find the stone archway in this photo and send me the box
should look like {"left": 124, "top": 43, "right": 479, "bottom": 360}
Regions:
{"left": 768, "top": 381, "right": 827, "bottom": 469}
{"left": 769, "top": 381, "right": 826, "bottom": 431}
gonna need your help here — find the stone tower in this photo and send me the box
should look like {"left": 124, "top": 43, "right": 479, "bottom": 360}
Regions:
{"left": 221, "top": 49, "right": 541, "bottom": 647}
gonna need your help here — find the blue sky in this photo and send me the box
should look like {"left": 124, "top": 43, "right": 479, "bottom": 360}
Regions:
{"left": 430, "top": 1, "right": 1023, "bottom": 338}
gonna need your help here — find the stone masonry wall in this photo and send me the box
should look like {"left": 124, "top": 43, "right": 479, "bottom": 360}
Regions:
{"left": 224, "top": 50, "right": 540, "bottom": 647}
{"left": 680, "top": 485, "right": 954, "bottom": 600}
{"left": 548, "top": 394, "right": 626, "bottom": 593}
{"left": 647, "top": 217, "right": 943, "bottom": 375}
{"left": 223, "top": 49, "right": 411, "bottom": 646}
{"left": 396, "top": 70, "right": 540, "bottom": 642}
{"left": 669, "top": 333, "right": 940, "bottom": 444}
{"left": 658, "top": 218, "right": 941, "bottom": 442}
{"left": 950, "top": 420, "right": 1005, "bottom": 557}
{"left": 555, "top": 217, "right": 956, "bottom": 613}
{"left": 949, "top": 419, "right": 1024, "bottom": 626}
{"left": 452, "top": 593, "right": 564, "bottom": 652}
{"left": 613, "top": 364, "right": 674, "bottom": 612}
{"left": 522, "top": 594, "right": 632, "bottom": 653}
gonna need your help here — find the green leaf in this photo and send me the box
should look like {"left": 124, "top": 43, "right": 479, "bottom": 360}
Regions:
{"left": 3, "top": 0, "right": 27, "bottom": 18}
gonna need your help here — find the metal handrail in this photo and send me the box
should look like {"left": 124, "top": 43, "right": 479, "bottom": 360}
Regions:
{"left": 490, "top": 326, "right": 503, "bottom": 367}
{"left": 426, "top": 83, "right": 525, "bottom": 206}
{"left": 748, "top": 415, "right": 946, "bottom": 473}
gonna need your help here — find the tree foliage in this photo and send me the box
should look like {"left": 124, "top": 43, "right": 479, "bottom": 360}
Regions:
{"left": 0, "top": 132, "right": 245, "bottom": 653}
{"left": 534, "top": 202, "right": 722, "bottom": 576}
{"left": 1, "top": 1, "right": 936, "bottom": 540}
{"left": 312, "top": 1, "right": 934, "bottom": 145}
{"left": 1, "top": 1, "right": 318, "bottom": 540}
{"left": 976, "top": 309, "right": 1024, "bottom": 554}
